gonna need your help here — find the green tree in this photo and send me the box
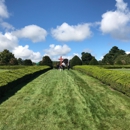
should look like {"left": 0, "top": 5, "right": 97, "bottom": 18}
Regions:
{"left": 70, "top": 55, "right": 82, "bottom": 68}
{"left": 102, "top": 53, "right": 113, "bottom": 65}
{"left": 89, "top": 57, "right": 99, "bottom": 65}
{"left": 127, "top": 54, "right": 130, "bottom": 64}
{"left": 98, "top": 60, "right": 103, "bottom": 65}
{"left": 81, "top": 52, "right": 94, "bottom": 65}
{"left": 17, "top": 58, "right": 24, "bottom": 65}
{"left": 40, "top": 56, "right": 53, "bottom": 68}
{"left": 24, "top": 59, "right": 33, "bottom": 65}
{"left": 114, "top": 54, "right": 130, "bottom": 65}
{"left": 9, "top": 58, "right": 18, "bottom": 65}
{"left": 0, "top": 49, "right": 15, "bottom": 65}
{"left": 102, "top": 46, "right": 126, "bottom": 65}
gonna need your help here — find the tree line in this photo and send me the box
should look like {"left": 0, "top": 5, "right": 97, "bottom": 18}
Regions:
{"left": 70, "top": 46, "right": 130, "bottom": 67}
{"left": 0, "top": 46, "right": 130, "bottom": 67}
{"left": 0, "top": 49, "right": 33, "bottom": 66}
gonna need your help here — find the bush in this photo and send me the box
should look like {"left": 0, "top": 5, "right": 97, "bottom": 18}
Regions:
{"left": 40, "top": 56, "right": 53, "bottom": 68}
{"left": 24, "top": 59, "right": 33, "bottom": 65}
{"left": 70, "top": 55, "right": 82, "bottom": 67}
{"left": 89, "top": 58, "right": 99, "bottom": 65}
{"left": 73, "top": 65, "right": 130, "bottom": 97}
{"left": 0, "top": 66, "right": 51, "bottom": 98}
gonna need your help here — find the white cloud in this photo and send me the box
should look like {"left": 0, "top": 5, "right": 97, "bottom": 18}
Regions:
{"left": 73, "top": 53, "right": 80, "bottom": 56}
{"left": 0, "top": 32, "right": 18, "bottom": 52}
{"left": 83, "top": 48, "right": 92, "bottom": 53}
{"left": 1, "top": 21, "right": 14, "bottom": 30}
{"left": 12, "top": 25, "right": 47, "bottom": 42}
{"left": 100, "top": 11, "right": 129, "bottom": 33}
{"left": 43, "top": 44, "right": 71, "bottom": 61}
{"left": 44, "top": 53, "right": 80, "bottom": 61}
{"left": 0, "top": 0, "right": 14, "bottom": 31}
{"left": 0, "top": 30, "right": 43, "bottom": 62}
{"left": 100, "top": 0, "right": 130, "bottom": 41}
{"left": 126, "top": 51, "right": 130, "bottom": 54}
{"left": 43, "top": 44, "right": 82, "bottom": 61}
{"left": 116, "top": 0, "right": 128, "bottom": 11}
{"left": 44, "top": 44, "right": 71, "bottom": 57}
{"left": 98, "top": 56, "right": 104, "bottom": 61}
{"left": 0, "top": 0, "right": 9, "bottom": 18}
{"left": 0, "top": 1, "right": 43, "bottom": 62}
{"left": 12, "top": 45, "right": 42, "bottom": 62}
{"left": 51, "top": 22, "right": 92, "bottom": 42}
{"left": 61, "top": 53, "right": 81, "bottom": 60}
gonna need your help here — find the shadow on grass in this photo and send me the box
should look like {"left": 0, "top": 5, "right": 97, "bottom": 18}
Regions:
{"left": 0, "top": 72, "right": 48, "bottom": 105}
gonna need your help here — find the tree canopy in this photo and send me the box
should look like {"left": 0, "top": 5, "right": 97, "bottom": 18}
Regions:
{"left": 102, "top": 46, "right": 126, "bottom": 65}
{"left": 24, "top": 59, "right": 33, "bottom": 65}
{"left": 114, "top": 54, "right": 130, "bottom": 65}
{"left": 17, "top": 58, "right": 24, "bottom": 65}
{"left": 9, "top": 58, "right": 18, "bottom": 65}
{"left": 0, "top": 49, "right": 16, "bottom": 65}
{"left": 81, "top": 52, "right": 94, "bottom": 65}
{"left": 70, "top": 55, "right": 82, "bottom": 67}
{"left": 89, "top": 57, "right": 99, "bottom": 65}
{"left": 1, "top": 46, "right": 130, "bottom": 66}
{"left": 40, "top": 56, "right": 53, "bottom": 68}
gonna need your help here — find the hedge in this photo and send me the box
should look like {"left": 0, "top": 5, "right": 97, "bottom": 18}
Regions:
{"left": 73, "top": 65, "right": 130, "bottom": 97}
{"left": 0, "top": 66, "right": 51, "bottom": 98}
{"left": 0, "top": 65, "right": 26, "bottom": 69}
{"left": 97, "top": 65, "right": 130, "bottom": 69}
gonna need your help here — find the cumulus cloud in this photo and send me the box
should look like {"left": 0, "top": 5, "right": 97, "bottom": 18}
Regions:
{"left": 100, "top": 0, "right": 130, "bottom": 41}
{"left": 12, "top": 45, "right": 42, "bottom": 62}
{"left": 115, "top": 0, "right": 128, "bottom": 11}
{"left": 0, "top": 1, "right": 44, "bottom": 62}
{"left": 126, "top": 51, "right": 130, "bottom": 54}
{"left": 44, "top": 44, "right": 71, "bottom": 57}
{"left": 0, "top": 0, "right": 14, "bottom": 31}
{"left": 44, "top": 44, "right": 72, "bottom": 61}
{"left": 0, "top": 32, "right": 18, "bottom": 51}
{"left": 1, "top": 21, "right": 14, "bottom": 30}
{"left": 73, "top": 53, "right": 80, "bottom": 56}
{"left": 51, "top": 22, "right": 92, "bottom": 42}
{"left": 12, "top": 25, "right": 47, "bottom": 42}
{"left": 44, "top": 53, "right": 80, "bottom": 61}
{"left": 0, "top": 0, "right": 9, "bottom": 19}
{"left": 98, "top": 56, "right": 104, "bottom": 61}
{"left": 0, "top": 30, "right": 43, "bottom": 62}
{"left": 62, "top": 53, "right": 81, "bottom": 60}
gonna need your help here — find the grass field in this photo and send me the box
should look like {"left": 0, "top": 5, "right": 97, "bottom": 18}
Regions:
{"left": 0, "top": 69, "right": 9, "bottom": 72}
{"left": 110, "top": 68, "right": 130, "bottom": 73}
{"left": 0, "top": 69, "right": 130, "bottom": 130}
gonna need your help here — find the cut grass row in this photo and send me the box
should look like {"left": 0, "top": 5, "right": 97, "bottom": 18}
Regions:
{"left": 0, "top": 66, "right": 50, "bottom": 98}
{"left": 110, "top": 68, "right": 130, "bottom": 73}
{"left": 0, "top": 69, "right": 9, "bottom": 72}
{"left": 74, "top": 65, "right": 130, "bottom": 97}
{"left": 0, "top": 69, "right": 130, "bottom": 130}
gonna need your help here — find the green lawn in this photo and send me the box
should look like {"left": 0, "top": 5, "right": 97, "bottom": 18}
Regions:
{"left": 0, "top": 69, "right": 130, "bottom": 130}
{"left": 110, "top": 68, "right": 130, "bottom": 73}
{"left": 0, "top": 69, "right": 9, "bottom": 72}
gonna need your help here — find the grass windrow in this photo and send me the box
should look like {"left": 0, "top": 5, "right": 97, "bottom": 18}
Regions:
{"left": 0, "top": 69, "right": 130, "bottom": 130}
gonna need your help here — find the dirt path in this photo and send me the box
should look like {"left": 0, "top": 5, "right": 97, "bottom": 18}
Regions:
{"left": 0, "top": 69, "right": 130, "bottom": 130}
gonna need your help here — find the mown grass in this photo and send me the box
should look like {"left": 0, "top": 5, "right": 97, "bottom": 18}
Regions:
{"left": 110, "top": 68, "right": 130, "bottom": 73}
{"left": 0, "top": 69, "right": 9, "bottom": 72}
{"left": 0, "top": 69, "right": 130, "bottom": 130}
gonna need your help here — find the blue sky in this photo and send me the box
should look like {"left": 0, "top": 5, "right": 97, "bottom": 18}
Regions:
{"left": 0, "top": 0, "right": 130, "bottom": 62}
